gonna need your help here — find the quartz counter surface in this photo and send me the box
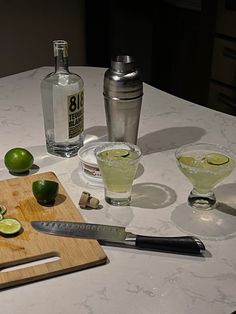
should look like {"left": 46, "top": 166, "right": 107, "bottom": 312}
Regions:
{"left": 0, "top": 67, "right": 235, "bottom": 314}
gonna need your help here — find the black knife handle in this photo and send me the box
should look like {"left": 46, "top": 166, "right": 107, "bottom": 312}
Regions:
{"left": 135, "top": 235, "right": 205, "bottom": 254}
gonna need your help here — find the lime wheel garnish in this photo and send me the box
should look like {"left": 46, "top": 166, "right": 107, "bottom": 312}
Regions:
{"left": 205, "top": 153, "right": 229, "bottom": 166}
{"left": 0, "top": 218, "right": 22, "bottom": 235}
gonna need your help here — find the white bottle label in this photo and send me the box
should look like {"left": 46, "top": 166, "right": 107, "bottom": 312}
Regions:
{"left": 68, "top": 91, "right": 84, "bottom": 139}
{"left": 53, "top": 84, "right": 83, "bottom": 142}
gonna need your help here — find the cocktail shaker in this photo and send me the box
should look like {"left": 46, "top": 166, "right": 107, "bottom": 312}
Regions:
{"left": 103, "top": 55, "right": 143, "bottom": 144}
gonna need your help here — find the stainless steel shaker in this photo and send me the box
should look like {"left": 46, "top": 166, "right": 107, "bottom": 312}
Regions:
{"left": 103, "top": 55, "right": 143, "bottom": 144}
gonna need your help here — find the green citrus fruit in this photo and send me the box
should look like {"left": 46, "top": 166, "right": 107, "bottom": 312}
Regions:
{"left": 0, "top": 218, "right": 22, "bottom": 235}
{"left": 32, "top": 180, "right": 59, "bottom": 205}
{"left": 205, "top": 153, "right": 229, "bottom": 166}
{"left": 4, "top": 147, "right": 34, "bottom": 174}
{"left": 178, "top": 156, "right": 196, "bottom": 167}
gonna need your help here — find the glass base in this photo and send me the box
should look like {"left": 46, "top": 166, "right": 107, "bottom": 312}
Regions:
{"left": 46, "top": 143, "right": 81, "bottom": 158}
{"left": 104, "top": 188, "right": 132, "bottom": 206}
{"left": 188, "top": 189, "right": 216, "bottom": 210}
{"left": 105, "top": 195, "right": 131, "bottom": 206}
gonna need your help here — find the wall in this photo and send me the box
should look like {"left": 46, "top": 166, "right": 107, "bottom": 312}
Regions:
{"left": 0, "top": 0, "right": 86, "bottom": 77}
{"left": 85, "top": 0, "right": 218, "bottom": 108}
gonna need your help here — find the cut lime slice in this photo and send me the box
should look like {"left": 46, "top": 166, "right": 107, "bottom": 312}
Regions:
{"left": 0, "top": 214, "right": 3, "bottom": 221}
{"left": 206, "top": 153, "right": 229, "bottom": 166}
{"left": 112, "top": 149, "right": 130, "bottom": 158}
{"left": 0, "top": 205, "right": 7, "bottom": 215}
{"left": 100, "top": 149, "right": 130, "bottom": 160}
{"left": 0, "top": 218, "right": 22, "bottom": 235}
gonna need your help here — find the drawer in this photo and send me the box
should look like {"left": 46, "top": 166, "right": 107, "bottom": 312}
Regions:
{"left": 216, "top": 0, "right": 236, "bottom": 38}
{"left": 211, "top": 37, "right": 236, "bottom": 87}
{"left": 208, "top": 82, "right": 236, "bottom": 116}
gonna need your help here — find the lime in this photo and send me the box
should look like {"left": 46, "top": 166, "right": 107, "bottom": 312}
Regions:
{"left": 99, "top": 149, "right": 130, "bottom": 160}
{"left": 206, "top": 153, "right": 229, "bottom": 166}
{"left": 32, "top": 180, "right": 59, "bottom": 205}
{"left": 113, "top": 149, "right": 130, "bottom": 158}
{"left": 4, "top": 147, "right": 34, "bottom": 174}
{"left": 0, "top": 218, "right": 22, "bottom": 235}
{"left": 178, "top": 156, "right": 196, "bottom": 167}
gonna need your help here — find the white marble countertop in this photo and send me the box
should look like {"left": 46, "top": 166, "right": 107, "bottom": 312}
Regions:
{"left": 0, "top": 67, "right": 236, "bottom": 314}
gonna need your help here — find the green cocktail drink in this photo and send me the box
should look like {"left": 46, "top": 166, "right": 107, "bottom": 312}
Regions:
{"left": 177, "top": 152, "right": 235, "bottom": 193}
{"left": 176, "top": 143, "right": 236, "bottom": 210}
{"left": 95, "top": 142, "right": 141, "bottom": 206}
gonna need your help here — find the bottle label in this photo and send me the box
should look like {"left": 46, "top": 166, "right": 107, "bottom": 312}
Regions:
{"left": 68, "top": 91, "right": 84, "bottom": 139}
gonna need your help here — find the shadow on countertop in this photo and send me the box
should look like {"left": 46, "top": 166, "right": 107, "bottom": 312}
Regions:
{"left": 137, "top": 126, "right": 206, "bottom": 155}
{"left": 131, "top": 182, "right": 177, "bottom": 209}
{"left": 171, "top": 183, "right": 236, "bottom": 241}
{"left": 83, "top": 125, "right": 206, "bottom": 155}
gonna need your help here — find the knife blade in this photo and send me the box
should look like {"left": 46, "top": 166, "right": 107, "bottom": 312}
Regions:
{"left": 31, "top": 221, "right": 205, "bottom": 255}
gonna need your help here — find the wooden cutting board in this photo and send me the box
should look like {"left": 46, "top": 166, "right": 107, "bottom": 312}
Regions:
{"left": 0, "top": 171, "right": 107, "bottom": 289}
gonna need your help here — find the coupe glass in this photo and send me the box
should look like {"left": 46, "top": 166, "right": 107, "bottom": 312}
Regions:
{"left": 175, "top": 143, "right": 236, "bottom": 210}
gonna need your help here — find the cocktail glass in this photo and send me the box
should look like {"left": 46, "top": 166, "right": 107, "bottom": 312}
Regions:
{"left": 95, "top": 142, "right": 141, "bottom": 206}
{"left": 175, "top": 143, "right": 236, "bottom": 210}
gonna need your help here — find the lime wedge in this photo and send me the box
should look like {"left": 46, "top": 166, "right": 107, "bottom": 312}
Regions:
{"left": 178, "top": 156, "right": 196, "bottom": 167}
{"left": 206, "top": 153, "right": 229, "bottom": 166}
{"left": 0, "top": 214, "right": 3, "bottom": 220}
{"left": 0, "top": 205, "right": 7, "bottom": 215}
{"left": 0, "top": 218, "right": 22, "bottom": 235}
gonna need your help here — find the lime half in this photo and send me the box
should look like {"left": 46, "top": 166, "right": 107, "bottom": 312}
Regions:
{"left": 0, "top": 218, "right": 22, "bottom": 235}
{"left": 32, "top": 180, "right": 59, "bottom": 205}
{"left": 206, "top": 153, "right": 229, "bottom": 166}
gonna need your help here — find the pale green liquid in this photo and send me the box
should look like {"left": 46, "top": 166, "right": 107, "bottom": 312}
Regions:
{"left": 178, "top": 151, "right": 235, "bottom": 193}
{"left": 97, "top": 149, "right": 139, "bottom": 193}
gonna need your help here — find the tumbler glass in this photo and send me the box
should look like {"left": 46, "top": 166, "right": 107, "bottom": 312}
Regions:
{"left": 95, "top": 142, "right": 141, "bottom": 206}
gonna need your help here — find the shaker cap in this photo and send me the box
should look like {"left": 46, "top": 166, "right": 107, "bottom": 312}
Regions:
{"left": 104, "top": 55, "right": 143, "bottom": 100}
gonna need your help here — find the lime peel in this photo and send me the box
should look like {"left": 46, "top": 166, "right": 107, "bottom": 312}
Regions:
{"left": 0, "top": 205, "right": 7, "bottom": 215}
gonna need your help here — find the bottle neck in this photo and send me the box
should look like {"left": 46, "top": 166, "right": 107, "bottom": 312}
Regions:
{"left": 53, "top": 40, "right": 69, "bottom": 73}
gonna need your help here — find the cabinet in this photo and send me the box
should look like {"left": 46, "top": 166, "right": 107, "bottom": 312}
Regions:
{"left": 208, "top": 0, "right": 236, "bottom": 115}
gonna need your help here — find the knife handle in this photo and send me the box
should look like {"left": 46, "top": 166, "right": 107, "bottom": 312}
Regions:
{"left": 135, "top": 235, "right": 205, "bottom": 254}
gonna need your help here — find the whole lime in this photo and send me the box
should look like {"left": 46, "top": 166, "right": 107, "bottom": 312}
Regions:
{"left": 4, "top": 147, "right": 34, "bottom": 174}
{"left": 32, "top": 180, "right": 59, "bottom": 205}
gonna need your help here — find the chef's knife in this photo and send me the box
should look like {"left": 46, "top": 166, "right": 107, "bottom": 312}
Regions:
{"left": 31, "top": 221, "right": 205, "bottom": 255}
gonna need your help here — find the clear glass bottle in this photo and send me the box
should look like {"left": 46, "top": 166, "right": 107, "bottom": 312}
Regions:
{"left": 41, "top": 40, "right": 84, "bottom": 157}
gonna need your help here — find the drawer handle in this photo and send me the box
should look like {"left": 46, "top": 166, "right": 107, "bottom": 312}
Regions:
{"left": 218, "top": 92, "right": 236, "bottom": 108}
{"left": 223, "top": 47, "right": 236, "bottom": 60}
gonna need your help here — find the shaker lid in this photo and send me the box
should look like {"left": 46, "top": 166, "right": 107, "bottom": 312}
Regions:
{"left": 104, "top": 55, "right": 143, "bottom": 100}
{"left": 111, "top": 55, "right": 136, "bottom": 73}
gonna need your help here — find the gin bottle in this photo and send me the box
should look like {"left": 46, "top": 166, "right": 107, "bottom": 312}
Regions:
{"left": 41, "top": 40, "right": 84, "bottom": 157}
